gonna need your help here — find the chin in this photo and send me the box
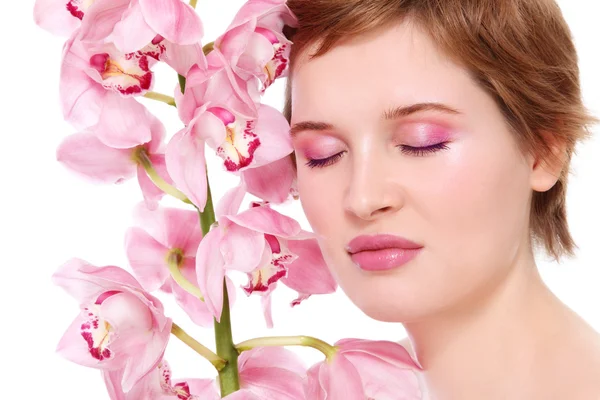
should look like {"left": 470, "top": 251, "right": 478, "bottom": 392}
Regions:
{"left": 347, "top": 293, "right": 424, "bottom": 323}
{"left": 345, "top": 283, "right": 451, "bottom": 324}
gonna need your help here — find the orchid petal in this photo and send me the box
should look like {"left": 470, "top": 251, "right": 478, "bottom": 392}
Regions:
{"left": 52, "top": 258, "right": 143, "bottom": 304}
{"left": 220, "top": 224, "right": 265, "bottom": 273}
{"left": 343, "top": 353, "right": 422, "bottom": 399}
{"left": 56, "top": 132, "right": 135, "bottom": 183}
{"left": 33, "top": 0, "right": 81, "bottom": 36}
{"left": 132, "top": 202, "right": 202, "bottom": 253}
{"left": 60, "top": 32, "right": 106, "bottom": 130}
{"left": 223, "top": 389, "right": 261, "bottom": 400}
{"left": 195, "top": 228, "right": 227, "bottom": 322}
{"left": 326, "top": 354, "right": 365, "bottom": 400}
{"left": 162, "top": 41, "right": 207, "bottom": 76}
{"left": 241, "top": 365, "right": 305, "bottom": 399}
{"left": 224, "top": 204, "right": 301, "bottom": 238}
{"left": 139, "top": 0, "right": 203, "bottom": 45}
{"left": 281, "top": 237, "right": 337, "bottom": 299}
{"left": 111, "top": 2, "right": 157, "bottom": 53}
{"left": 249, "top": 104, "right": 293, "bottom": 167}
{"left": 136, "top": 161, "right": 163, "bottom": 211}
{"left": 79, "top": 0, "right": 130, "bottom": 43}
{"left": 93, "top": 95, "right": 152, "bottom": 149}
{"left": 124, "top": 227, "right": 170, "bottom": 292}
{"left": 120, "top": 321, "right": 171, "bottom": 392}
{"left": 336, "top": 339, "right": 422, "bottom": 370}
{"left": 215, "top": 180, "right": 247, "bottom": 219}
{"left": 56, "top": 314, "right": 113, "bottom": 368}
{"left": 240, "top": 155, "right": 295, "bottom": 204}
{"left": 165, "top": 127, "right": 208, "bottom": 211}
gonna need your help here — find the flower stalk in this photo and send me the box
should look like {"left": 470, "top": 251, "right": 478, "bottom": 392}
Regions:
{"left": 171, "top": 322, "right": 227, "bottom": 370}
{"left": 236, "top": 336, "right": 338, "bottom": 360}
{"left": 197, "top": 175, "right": 239, "bottom": 395}
{"left": 213, "top": 279, "right": 240, "bottom": 396}
{"left": 167, "top": 250, "right": 204, "bottom": 301}
{"left": 143, "top": 91, "right": 176, "bottom": 106}
{"left": 178, "top": 40, "right": 239, "bottom": 395}
{"left": 134, "top": 148, "right": 192, "bottom": 205}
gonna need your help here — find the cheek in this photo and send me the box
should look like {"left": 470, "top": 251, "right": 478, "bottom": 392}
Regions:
{"left": 296, "top": 170, "right": 340, "bottom": 236}
{"left": 420, "top": 138, "right": 532, "bottom": 281}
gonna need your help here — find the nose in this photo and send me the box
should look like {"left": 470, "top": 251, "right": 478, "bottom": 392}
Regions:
{"left": 343, "top": 151, "right": 404, "bottom": 221}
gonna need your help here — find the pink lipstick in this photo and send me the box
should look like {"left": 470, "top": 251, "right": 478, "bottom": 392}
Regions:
{"left": 346, "top": 234, "right": 423, "bottom": 271}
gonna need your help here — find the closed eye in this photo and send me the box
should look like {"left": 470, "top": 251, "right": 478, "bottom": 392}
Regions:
{"left": 304, "top": 142, "right": 450, "bottom": 169}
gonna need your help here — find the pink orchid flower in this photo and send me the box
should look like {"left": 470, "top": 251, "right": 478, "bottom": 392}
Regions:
{"left": 34, "top": 0, "right": 205, "bottom": 77}
{"left": 304, "top": 339, "right": 423, "bottom": 400}
{"left": 196, "top": 182, "right": 336, "bottom": 326}
{"left": 61, "top": 30, "right": 168, "bottom": 148}
{"left": 52, "top": 258, "right": 172, "bottom": 393}
{"left": 124, "top": 202, "right": 237, "bottom": 327}
{"left": 76, "top": 0, "right": 203, "bottom": 55}
{"left": 213, "top": 0, "right": 298, "bottom": 93}
{"left": 56, "top": 108, "right": 171, "bottom": 210}
{"left": 104, "top": 359, "right": 220, "bottom": 399}
{"left": 167, "top": 56, "right": 293, "bottom": 210}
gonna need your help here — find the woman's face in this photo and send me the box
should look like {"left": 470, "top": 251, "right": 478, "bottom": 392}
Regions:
{"left": 289, "top": 20, "right": 543, "bottom": 323}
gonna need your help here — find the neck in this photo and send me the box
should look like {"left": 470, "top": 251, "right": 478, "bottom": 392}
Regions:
{"left": 403, "top": 250, "right": 579, "bottom": 398}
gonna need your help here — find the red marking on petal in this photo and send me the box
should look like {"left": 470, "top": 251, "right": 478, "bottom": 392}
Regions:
{"left": 255, "top": 27, "right": 279, "bottom": 44}
{"left": 265, "top": 234, "right": 281, "bottom": 253}
{"left": 95, "top": 290, "right": 121, "bottom": 304}
{"left": 135, "top": 37, "right": 167, "bottom": 61}
{"left": 152, "top": 35, "right": 165, "bottom": 45}
{"left": 208, "top": 107, "right": 236, "bottom": 125}
{"left": 262, "top": 43, "right": 289, "bottom": 93}
{"left": 66, "top": 0, "right": 94, "bottom": 20}
{"left": 95, "top": 53, "right": 154, "bottom": 95}
{"left": 80, "top": 306, "right": 114, "bottom": 361}
{"left": 291, "top": 293, "right": 311, "bottom": 307}
{"left": 66, "top": 2, "right": 84, "bottom": 19}
{"left": 242, "top": 243, "right": 293, "bottom": 295}
{"left": 90, "top": 53, "right": 110, "bottom": 74}
{"left": 159, "top": 361, "right": 173, "bottom": 391}
{"left": 218, "top": 119, "right": 261, "bottom": 172}
{"left": 174, "top": 382, "right": 192, "bottom": 399}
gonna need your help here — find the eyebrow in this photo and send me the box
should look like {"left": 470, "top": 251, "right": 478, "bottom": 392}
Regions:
{"left": 289, "top": 102, "right": 461, "bottom": 137}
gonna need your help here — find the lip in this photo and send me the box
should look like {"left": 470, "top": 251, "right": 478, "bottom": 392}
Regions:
{"left": 350, "top": 247, "right": 422, "bottom": 271}
{"left": 346, "top": 234, "right": 423, "bottom": 272}
{"left": 346, "top": 234, "right": 423, "bottom": 254}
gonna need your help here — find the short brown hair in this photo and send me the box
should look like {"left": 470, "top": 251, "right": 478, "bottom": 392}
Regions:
{"left": 282, "top": 0, "right": 598, "bottom": 263}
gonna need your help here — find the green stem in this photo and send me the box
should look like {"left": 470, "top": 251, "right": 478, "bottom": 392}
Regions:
{"left": 203, "top": 41, "right": 214, "bottom": 55}
{"left": 171, "top": 322, "right": 227, "bottom": 370}
{"left": 236, "top": 336, "right": 338, "bottom": 360}
{"left": 193, "top": 165, "right": 239, "bottom": 396}
{"left": 178, "top": 74, "right": 187, "bottom": 95}
{"left": 198, "top": 180, "right": 216, "bottom": 235}
{"left": 214, "top": 279, "right": 240, "bottom": 396}
{"left": 167, "top": 252, "right": 204, "bottom": 301}
{"left": 135, "top": 148, "right": 193, "bottom": 205}
{"left": 143, "top": 91, "right": 176, "bottom": 107}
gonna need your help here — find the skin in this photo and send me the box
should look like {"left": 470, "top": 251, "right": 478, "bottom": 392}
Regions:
{"left": 289, "top": 18, "right": 600, "bottom": 399}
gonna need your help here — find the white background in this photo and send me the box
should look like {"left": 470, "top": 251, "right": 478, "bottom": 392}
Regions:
{"left": 1, "top": 0, "right": 598, "bottom": 398}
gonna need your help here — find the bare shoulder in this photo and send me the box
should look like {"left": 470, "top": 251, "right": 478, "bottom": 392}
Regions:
{"left": 551, "top": 323, "right": 600, "bottom": 399}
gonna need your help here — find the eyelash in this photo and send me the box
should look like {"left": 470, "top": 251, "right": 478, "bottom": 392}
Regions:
{"left": 304, "top": 142, "right": 450, "bottom": 169}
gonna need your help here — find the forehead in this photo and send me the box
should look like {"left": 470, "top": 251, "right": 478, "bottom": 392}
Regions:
{"left": 290, "top": 20, "right": 477, "bottom": 123}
